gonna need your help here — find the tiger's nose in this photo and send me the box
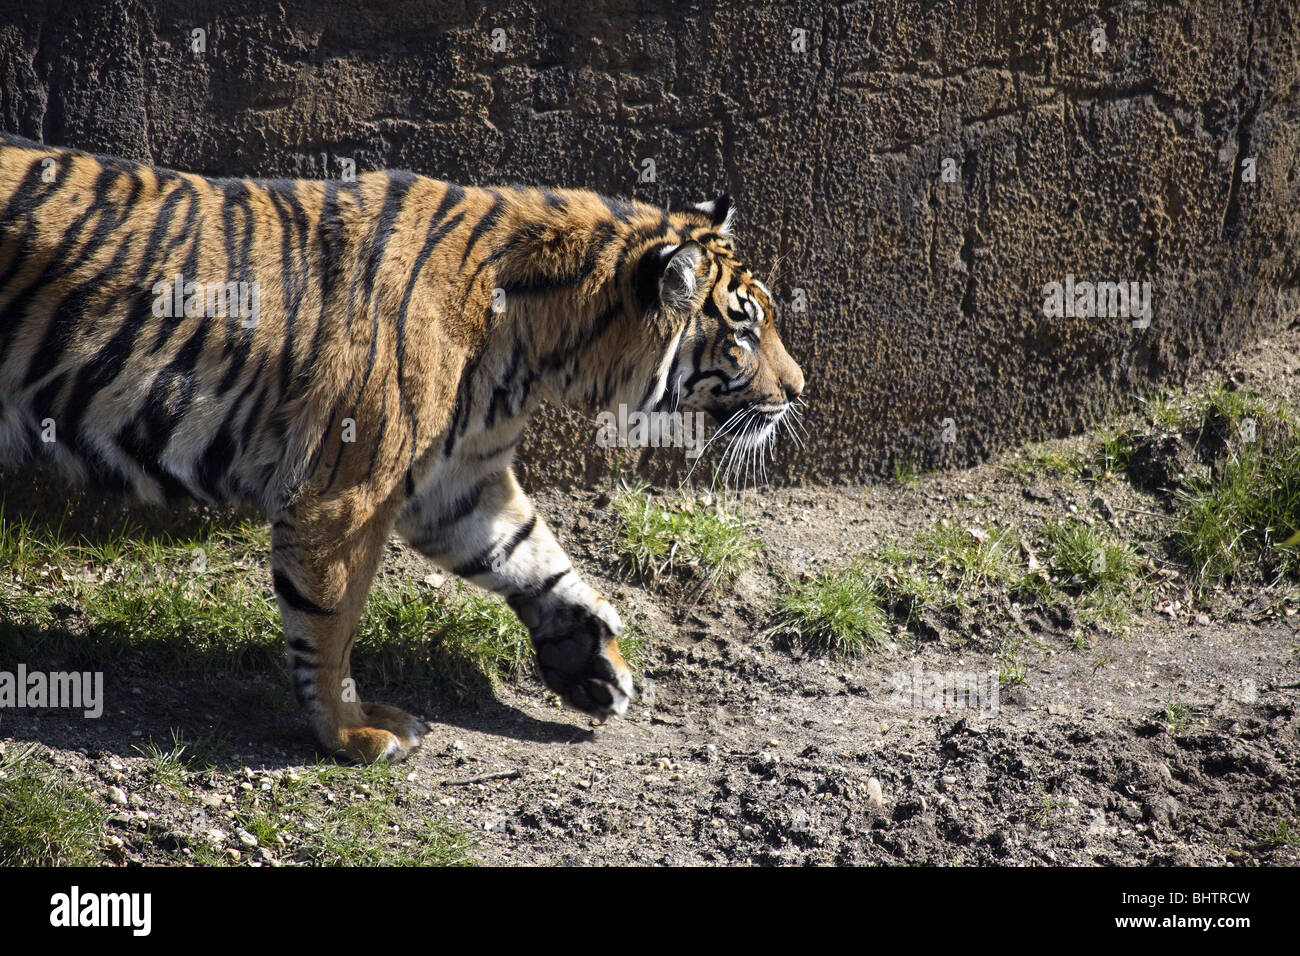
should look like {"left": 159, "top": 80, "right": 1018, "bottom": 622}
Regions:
{"left": 783, "top": 373, "right": 804, "bottom": 402}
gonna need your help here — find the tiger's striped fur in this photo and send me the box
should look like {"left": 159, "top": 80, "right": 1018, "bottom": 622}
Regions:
{"left": 0, "top": 133, "right": 804, "bottom": 762}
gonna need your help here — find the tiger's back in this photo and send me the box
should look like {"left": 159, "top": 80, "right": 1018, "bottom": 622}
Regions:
{"left": 0, "top": 134, "right": 501, "bottom": 514}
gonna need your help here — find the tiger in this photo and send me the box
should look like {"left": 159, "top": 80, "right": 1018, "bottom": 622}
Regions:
{"left": 0, "top": 132, "right": 805, "bottom": 762}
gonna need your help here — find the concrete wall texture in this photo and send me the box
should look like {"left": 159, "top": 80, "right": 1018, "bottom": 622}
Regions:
{"left": 2, "top": 0, "right": 1298, "bottom": 488}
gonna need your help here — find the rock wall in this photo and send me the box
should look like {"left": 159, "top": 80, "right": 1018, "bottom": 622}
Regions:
{"left": 2, "top": 0, "right": 1298, "bottom": 489}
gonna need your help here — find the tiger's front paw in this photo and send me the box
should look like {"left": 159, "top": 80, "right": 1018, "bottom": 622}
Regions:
{"left": 533, "top": 601, "right": 635, "bottom": 722}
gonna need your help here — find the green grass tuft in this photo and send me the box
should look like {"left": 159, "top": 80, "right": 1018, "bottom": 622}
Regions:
{"left": 353, "top": 585, "right": 532, "bottom": 703}
{"left": 1092, "top": 425, "right": 1135, "bottom": 478}
{"left": 1253, "top": 818, "right": 1296, "bottom": 850}
{"left": 1174, "top": 392, "right": 1300, "bottom": 585}
{"left": 240, "top": 763, "right": 475, "bottom": 867}
{"left": 772, "top": 563, "right": 889, "bottom": 656}
{"left": 866, "top": 543, "right": 967, "bottom": 623}
{"left": 1041, "top": 518, "right": 1140, "bottom": 590}
{"left": 611, "top": 481, "right": 761, "bottom": 587}
{"left": 919, "top": 521, "right": 1021, "bottom": 591}
{"left": 0, "top": 746, "right": 107, "bottom": 866}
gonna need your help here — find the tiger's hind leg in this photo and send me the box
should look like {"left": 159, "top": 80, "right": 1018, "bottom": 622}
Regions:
{"left": 270, "top": 493, "right": 427, "bottom": 763}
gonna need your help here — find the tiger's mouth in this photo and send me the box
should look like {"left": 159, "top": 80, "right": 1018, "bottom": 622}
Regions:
{"left": 681, "top": 395, "right": 806, "bottom": 487}
{"left": 708, "top": 399, "right": 790, "bottom": 430}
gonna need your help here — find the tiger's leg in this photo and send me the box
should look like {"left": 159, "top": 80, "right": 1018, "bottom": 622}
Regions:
{"left": 271, "top": 494, "right": 427, "bottom": 762}
{"left": 397, "top": 468, "right": 635, "bottom": 718}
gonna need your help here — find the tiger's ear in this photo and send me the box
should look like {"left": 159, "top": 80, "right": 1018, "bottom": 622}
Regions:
{"left": 656, "top": 241, "right": 705, "bottom": 313}
{"left": 693, "top": 194, "right": 734, "bottom": 235}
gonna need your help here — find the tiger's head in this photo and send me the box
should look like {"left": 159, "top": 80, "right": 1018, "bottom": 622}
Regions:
{"left": 638, "top": 195, "right": 805, "bottom": 462}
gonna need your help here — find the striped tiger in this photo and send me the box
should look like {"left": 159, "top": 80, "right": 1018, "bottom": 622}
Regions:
{"left": 0, "top": 133, "right": 805, "bottom": 762}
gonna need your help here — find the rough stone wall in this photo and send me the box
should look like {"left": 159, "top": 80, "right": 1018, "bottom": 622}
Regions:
{"left": 2, "top": 0, "right": 1298, "bottom": 490}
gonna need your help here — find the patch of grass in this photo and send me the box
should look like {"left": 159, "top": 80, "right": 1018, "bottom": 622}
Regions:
{"left": 1027, "top": 789, "right": 1061, "bottom": 827}
{"left": 136, "top": 730, "right": 197, "bottom": 793}
{"left": 771, "top": 563, "right": 889, "bottom": 656}
{"left": 0, "top": 507, "right": 77, "bottom": 582}
{"left": 1197, "top": 382, "right": 1275, "bottom": 434}
{"left": 1030, "top": 517, "right": 1145, "bottom": 624}
{"left": 0, "top": 504, "right": 284, "bottom": 676}
{"left": 1005, "top": 444, "right": 1085, "bottom": 480}
{"left": 0, "top": 505, "right": 268, "bottom": 586}
{"left": 867, "top": 543, "right": 967, "bottom": 623}
{"left": 1013, "top": 566, "right": 1059, "bottom": 603}
{"left": 1139, "top": 386, "right": 1190, "bottom": 430}
{"left": 996, "top": 639, "right": 1028, "bottom": 687}
{"left": 1041, "top": 518, "right": 1140, "bottom": 591}
{"left": 82, "top": 572, "right": 281, "bottom": 673}
{"left": 920, "top": 521, "right": 1021, "bottom": 592}
{"left": 891, "top": 454, "right": 925, "bottom": 487}
{"left": 1253, "top": 818, "right": 1295, "bottom": 850}
{"left": 0, "top": 746, "right": 107, "bottom": 865}
{"left": 611, "top": 481, "right": 761, "bottom": 586}
{"left": 1092, "top": 425, "right": 1134, "bottom": 479}
{"left": 237, "top": 763, "right": 475, "bottom": 867}
{"left": 0, "top": 488, "right": 550, "bottom": 704}
{"left": 353, "top": 585, "right": 531, "bottom": 704}
{"left": 1174, "top": 394, "right": 1300, "bottom": 585}
{"left": 1157, "top": 701, "right": 1191, "bottom": 734}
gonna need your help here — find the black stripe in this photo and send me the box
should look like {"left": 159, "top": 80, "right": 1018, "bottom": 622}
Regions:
{"left": 453, "top": 514, "right": 538, "bottom": 578}
{"left": 237, "top": 374, "right": 274, "bottom": 452}
{"left": 507, "top": 568, "right": 570, "bottom": 604}
{"left": 443, "top": 338, "right": 491, "bottom": 455}
{"left": 214, "top": 180, "right": 257, "bottom": 384}
{"left": 0, "top": 165, "right": 127, "bottom": 353}
{"left": 272, "top": 570, "right": 336, "bottom": 616}
{"left": 322, "top": 424, "right": 349, "bottom": 494}
{"left": 484, "top": 341, "right": 524, "bottom": 428}
{"left": 266, "top": 182, "right": 309, "bottom": 390}
{"left": 110, "top": 320, "right": 211, "bottom": 500}
{"left": 303, "top": 406, "right": 338, "bottom": 478}
{"left": 440, "top": 481, "right": 484, "bottom": 525}
{"left": 600, "top": 195, "right": 638, "bottom": 222}
{"left": 286, "top": 636, "right": 316, "bottom": 657}
{"left": 365, "top": 387, "right": 389, "bottom": 477}
{"left": 613, "top": 214, "right": 673, "bottom": 281}
{"left": 362, "top": 170, "right": 418, "bottom": 301}
{"left": 458, "top": 192, "right": 505, "bottom": 270}
{"left": 147, "top": 199, "right": 202, "bottom": 354}
{"left": 20, "top": 232, "right": 136, "bottom": 389}
{"left": 298, "top": 179, "right": 343, "bottom": 385}
{"left": 396, "top": 203, "right": 465, "bottom": 379}
{"left": 475, "top": 438, "right": 519, "bottom": 461}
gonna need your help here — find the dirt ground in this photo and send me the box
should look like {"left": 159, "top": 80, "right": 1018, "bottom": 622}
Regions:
{"left": 2, "top": 328, "right": 1298, "bottom": 867}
